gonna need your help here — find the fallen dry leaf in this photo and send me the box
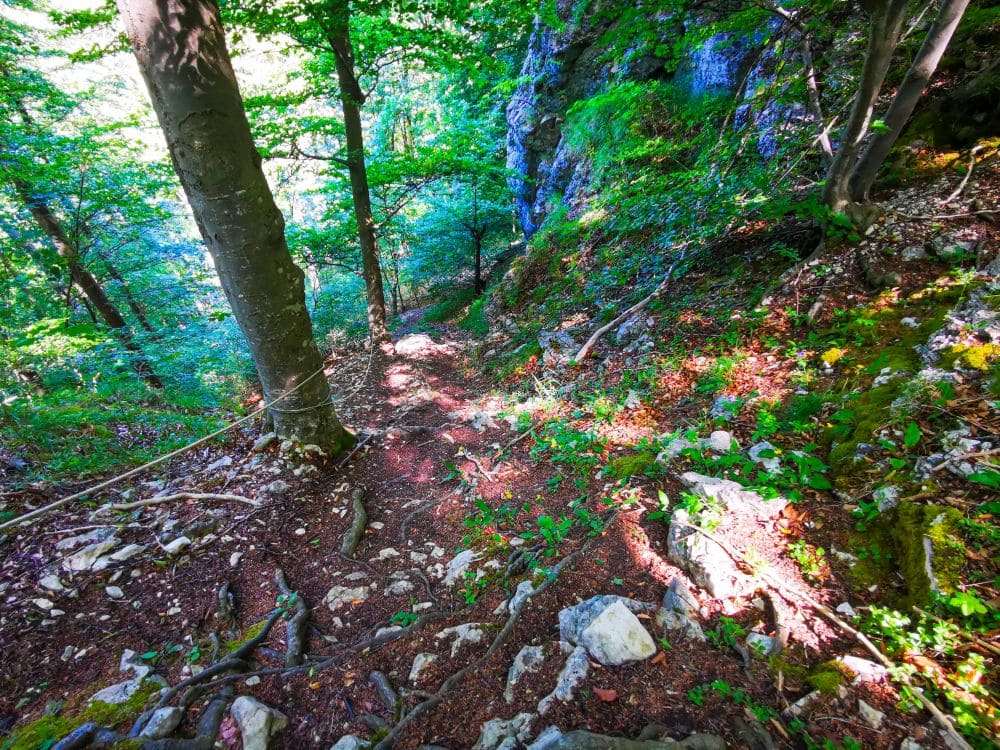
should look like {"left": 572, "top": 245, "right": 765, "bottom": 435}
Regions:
{"left": 593, "top": 687, "right": 617, "bottom": 702}
{"left": 651, "top": 651, "right": 667, "bottom": 666}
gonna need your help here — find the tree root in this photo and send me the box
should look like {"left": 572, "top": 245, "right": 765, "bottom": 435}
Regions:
{"left": 340, "top": 488, "right": 367, "bottom": 557}
{"left": 370, "top": 670, "right": 401, "bottom": 719}
{"left": 90, "top": 492, "right": 259, "bottom": 518}
{"left": 275, "top": 568, "right": 309, "bottom": 667}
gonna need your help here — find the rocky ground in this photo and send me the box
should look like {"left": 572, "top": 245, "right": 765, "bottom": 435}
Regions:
{"left": 1, "top": 168, "right": 998, "bottom": 750}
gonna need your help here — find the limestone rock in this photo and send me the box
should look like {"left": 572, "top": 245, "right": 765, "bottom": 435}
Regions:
{"left": 858, "top": 699, "right": 885, "bottom": 729}
{"left": 409, "top": 652, "right": 437, "bottom": 684}
{"left": 330, "top": 737, "right": 370, "bottom": 750}
{"left": 444, "top": 549, "right": 481, "bottom": 587}
{"left": 230, "top": 696, "right": 288, "bottom": 750}
{"left": 656, "top": 578, "right": 705, "bottom": 641}
{"left": 505, "top": 644, "right": 547, "bottom": 703}
{"left": 436, "top": 622, "right": 486, "bottom": 657}
{"left": 577, "top": 601, "right": 656, "bottom": 665}
{"left": 538, "top": 646, "right": 590, "bottom": 713}
{"left": 473, "top": 713, "right": 535, "bottom": 750}
{"left": 139, "top": 706, "right": 183, "bottom": 739}
{"left": 62, "top": 539, "right": 119, "bottom": 572}
{"left": 558, "top": 595, "right": 653, "bottom": 645}
{"left": 89, "top": 678, "right": 142, "bottom": 705}
{"left": 323, "top": 585, "right": 371, "bottom": 611}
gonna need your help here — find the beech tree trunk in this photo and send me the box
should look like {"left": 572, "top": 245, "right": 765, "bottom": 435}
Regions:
{"left": 850, "top": 0, "right": 971, "bottom": 202}
{"left": 15, "top": 180, "right": 163, "bottom": 388}
{"left": 328, "top": 12, "right": 390, "bottom": 343}
{"left": 117, "top": 0, "right": 352, "bottom": 452}
{"left": 822, "top": 0, "right": 909, "bottom": 216}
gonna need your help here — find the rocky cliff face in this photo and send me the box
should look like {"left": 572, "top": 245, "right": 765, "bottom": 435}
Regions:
{"left": 505, "top": 1, "right": 777, "bottom": 238}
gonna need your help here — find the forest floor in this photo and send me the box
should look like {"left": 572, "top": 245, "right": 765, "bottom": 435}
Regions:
{"left": 2, "top": 164, "right": 999, "bottom": 750}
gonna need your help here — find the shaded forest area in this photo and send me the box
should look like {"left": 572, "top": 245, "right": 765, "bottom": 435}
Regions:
{"left": 1, "top": 0, "right": 998, "bottom": 749}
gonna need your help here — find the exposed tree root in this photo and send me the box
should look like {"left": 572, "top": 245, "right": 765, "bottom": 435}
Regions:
{"left": 91, "top": 492, "right": 259, "bottom": 518}
{"left": 370, "top": 670, "right": 401, "bottom": 720}
{"left": 276, "top": 568, "right": 309, "bottom": 667}
{"left": 340, "top": 488, "right": 368, "bottom": 557}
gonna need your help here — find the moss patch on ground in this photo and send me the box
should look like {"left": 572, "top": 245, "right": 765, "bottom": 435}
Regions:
{"left": 3, "top": 679, "right": 160, "bottom": 750}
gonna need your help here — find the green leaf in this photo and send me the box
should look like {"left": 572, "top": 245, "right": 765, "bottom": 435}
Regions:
{"left": 807, "top": 475, "right": 832, "bottom": 490}
{"left": 140, "top": 651, "right": 158, "bottom": 660}
{"left": 968, "top": 470, "right": 1000, "bottom": 489}
{"left": 903, "top": 422, "right": 922, "bottom": 448}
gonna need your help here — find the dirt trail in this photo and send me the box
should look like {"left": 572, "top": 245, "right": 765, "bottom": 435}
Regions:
{"left": 0, "top": 318, "right": 944, "bottom": 749}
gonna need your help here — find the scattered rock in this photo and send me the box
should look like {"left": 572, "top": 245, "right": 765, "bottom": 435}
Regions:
{"left": 578, "top": 600, "right": 656, "bottom": 665}
{"left": 323, "top": 585, "right": 371, "bottom": 611}
{"left": 139, "top": 706, "right": 183, "bottom": 739}
{"left": 538, "top": 646, "right": 590, "bottom": 713}
{"left": 527, "top": 727, "right": 726, "bottom": 749}
{"left": 704, "top": 430, "right": 732, "bottom": 453}
{"left": 745, "top": 632, "right": 774, "bottom": 657}
{"left": 558, "top": 595, "right": 654, "bottom": 645}
{"left": 230, "top": 696, "right": 288, "bottom": 750}
{"left": 836, "top": 655, "right": 889, "bottom": 684}
{"left": 679, "top": 472, "right": 786, "bottom": 519}
{"left": 385, "top": 579, "right": 414, "bottom": 596}
{"left": 252, "top": 432, "right": 277, "bottom": 452}
{"left": 858, "top": 699, "right": 885, "bottom": 729}
{"left": 901, "top": 245, "right": 927, "bottom": 261}
{"left": 105, "top": 586, "right": 124, "bottom": 599}
{"left": 505, "top": 645, "right": 548, "bottom": 703}
{"left": 163, "top": 536, "right": 191, "bottom": 555}
{"left": 330, "top": 736, "right": 370, "bottom": 750}
{"left": 230, "top": 552, "right": 243, "bottom": 568}
{"left": 89, "top": 678, "right": 142, "bottom": 705}
{"left": 748, "top": 441, "right": 780, "bottom": 472}
{"left": 836, "top": 602, "right": 857, "bottom": 618}
{"left": 656, "top": 577, "right": 705, "bottom": 641}
{"left": 436, "top": 622, "right": 486, "bottom": 657}
{"left": 55, "top": 528, "right": 116, "bottom": 551}
{"left": 409, "top": 652, "right": 437, "bottom": 684}
{"left": 205, "top": 455, "right": 233, "bottom": 473}
{"left": 709, "top": 395, "right": 740, "bottom": 421}
{"left": 110, "top": 543, "right": 145, "bottom": 562}
{"left": 508, "top": 579, "right": 536, "bottom": 614}
{"left": 33, "top": 598, "right": 54, "bottom": 611}
{"left": 62, "top": 539, "right": 119, "bottom": 572}
{"left": 473, "top": 712, "right": 535, "bottom": 750}
{"left": 444, "top": 549, "right": 481, "bottom": 587}
{"left": 265, "top": 480, "right": 291, "bottom": 495}
{"left": 538, "top": 330, "right": 577, "bottom": 367}
{"left": 38, "top": 575, "right": 65, "bottom": 592}
{"left": 874, "top": 485, "right": 900, "bottom": 512}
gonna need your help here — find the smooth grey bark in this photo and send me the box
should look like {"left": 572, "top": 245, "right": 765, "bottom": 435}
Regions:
{"left": 822, "top": 0, "right": 909, "bottom": 216}
{"left": 850, "top": 0, "right": 972, "bottom": 201}
{"left": 327, "top": 9, "right": 390, "bottom": 343}
{"left": 117, "top": 0, "right": 352, "bottom": 452}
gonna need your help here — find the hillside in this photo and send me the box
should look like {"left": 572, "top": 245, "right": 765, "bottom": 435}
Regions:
{"left": 1, "top": 1, "right": 998, "bottom": 750}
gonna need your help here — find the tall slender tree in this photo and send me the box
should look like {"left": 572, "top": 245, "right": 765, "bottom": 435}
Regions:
{"left": 116, "top": 0, "right": 353, "bottom": 452}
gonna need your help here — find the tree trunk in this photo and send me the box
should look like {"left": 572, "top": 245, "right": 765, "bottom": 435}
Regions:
{"left": 102, "top": 257, "right": 156, "bottom": 332}
{"left": 327, "top": 17, "right": 390, "bottom": 343}
{"left": 850, "top": 0, "right": 971, "bottom": 202}
{"left": 474, "top": 234, "right": 484, "bottom": 295}
{"left": 822, "top": 0, "right": 909, "bottom": 217}
{"left": 15, "top": 180, "right": 163, "bottom": 388}
{"left": 800, "top": 35, "right": 834, "bottom": 164}
{"left": 117, "top": 0, "right": 352, "bottom": 453}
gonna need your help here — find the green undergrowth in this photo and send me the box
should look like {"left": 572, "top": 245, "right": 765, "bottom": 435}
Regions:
{"left": 2, "top": 679, "right": 160, "bottom": 750}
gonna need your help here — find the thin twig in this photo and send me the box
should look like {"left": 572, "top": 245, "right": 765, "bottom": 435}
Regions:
{"left": 91, "top": 492, "right": 259, "bottom": 518}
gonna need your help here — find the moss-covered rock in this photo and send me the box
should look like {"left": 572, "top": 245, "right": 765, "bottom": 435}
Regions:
{"left": 605, "top": 451, "right": 657, "bottom": 480}
{"left": 806, "top": 662, "right": 846, "bottom": 695}
{"left": 890, "top": 502, "right": 965, "bottom": 606}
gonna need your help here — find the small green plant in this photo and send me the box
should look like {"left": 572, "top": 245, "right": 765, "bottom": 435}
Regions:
{"left": 706, "top": 616, "right": 746, "bottom": 651}
{"left": 390, "top": 610, "right": 419, "bottom": 627}
{"left": 787, "top": 539, "right": 828, "bottom": 583}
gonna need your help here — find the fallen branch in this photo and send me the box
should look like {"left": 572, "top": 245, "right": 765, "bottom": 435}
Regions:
{"left": 340, "top": 488, "right": 368, "bottom": 557}
{"left": 889, "top": 207, "right": 1000, "bottom": 221}
{"left": 574, "top": 250, "right": 688, "bottom": 362}
{"left": 91, "top": 492, "right": 259, "bottom": 518}
{"left": 671, "top": 521, "right": 973, "bottom": 750}
{"left": 930, "top": 448, "right": 1000, "bottom": 474}
{"left": 941, "top": 148, "right": 979, "bottom": 206}
{"left": 276, "top": 568, "right": 309, "bottom": 667}
{"left": 492, "top": 425, "right": 536, "bottom": 460}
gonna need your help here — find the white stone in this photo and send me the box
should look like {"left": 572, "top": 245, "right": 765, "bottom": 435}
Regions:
{"left": 858, "top": 699, "right": 885, "bottom": 729}
{"left": 63, "top": 539, "right": 119, "bottom": 572}
{"left": 836, "top": 602, "right": 857, "bottom": 618}
{"left": 579, "top": 600, "right": 656, "bottom": 666}
{"left": 538, "top": 646, "right": 590, "bottom": 714}
{"left": 444, "top": 548, "right": 481, "bottom": 586}
{"left": 385, "top": 579, "right": 414, "bottom": 596}
{"left": 748, "top": 441, "right": 781, "bottom": 471}
{"left": 746, "top": 632, "right": 774, "bottom": 657}
{"left": 33, "top": 598, "right": 54, "bottom": 610}
{"left": 377, "top": 547, "right": 400, "bottom": 559}
{"left": 508, "top": 580, "right": 536, "bottom": 614}
{"left": 230, "top": 696, "right": 288, "bottom": 750}
{"left": 139, "top": 707, "right": 183, "bottom": 739}
{"left": 836, "top": 655, "right": 889, "bottom": 684}
{"left": 473, "top": 713, "right": 535, "bottom": 750}
{"left": 105, "top": 586, "right": 125, "bottom": 599}
{"left": 704, "top": 430, "right": 733, "bottom": 453}
{"left": 436, "top": 622, "right": 486, "bottom": 657}
{"left": 90, "top": 678, "right": 142, "bottom": 705}
{"left": 330, "top": 737, "right": 370, "bottom": 750}
{"left": 230, "top": 552, "right": 243, "bottom": 568}
{"left": 110, "top": 543, "right": 145, "bottom": 562}
{"left": 323, "top": 585, "right": 371, "bottom": 611}
{"left": 409, "top": 652, "right": 437, "bottom": 684}
{"left": 163, "top": 536, "right": 191, "bottom": 555}
{"left": 504, "top": 645, "right": 547, "bottom": 703}
{"left": 39, "top": 575, "right": 65, "bottom": 592}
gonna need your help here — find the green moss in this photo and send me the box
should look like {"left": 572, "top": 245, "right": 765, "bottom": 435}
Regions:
{"left": 458, "top": 298, "right": 488, "bottom": 336}
{"left": 891, "top": 503, "right": 965, "bottom": 606}
{"left": 3, "top": 679, "right": 159, "bottom": 750}
{"left": 806, "top": 663, "right": 845, "bottom": 695}
{"left": 222, "top": 618, "right": 267, "bottom": 654}
{"left": 605, "top": 451, "right": 657, "bottom": 479}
